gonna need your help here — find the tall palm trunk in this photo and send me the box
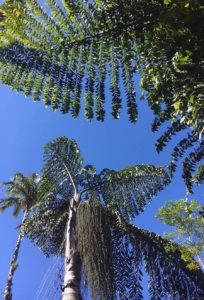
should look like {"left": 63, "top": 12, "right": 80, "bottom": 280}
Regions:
{"left": 62, "top": 194, "right": 82, "bottom": 300}
{"left": 4, "top": 210, "right": 29, "bottom": 300}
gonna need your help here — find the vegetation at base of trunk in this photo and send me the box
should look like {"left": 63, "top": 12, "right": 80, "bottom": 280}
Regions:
{"left": 0, "top": 1, "right": 203, "bottom": 189}
{"left": 23, "top": 136, "right": 204, "bottom": 299}
{"left": 156, "top": 198, "right": 204, "bottom": 271}
{"left": 0, "top": 173, "right": 39, "bottom": 300}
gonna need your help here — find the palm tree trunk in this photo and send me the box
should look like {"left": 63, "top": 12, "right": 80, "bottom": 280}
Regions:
{"left": 4, "top": 210, "right": 29, "bottom": 300}
{"left": 62, "top": 194, "right": 82, "bottom": 300}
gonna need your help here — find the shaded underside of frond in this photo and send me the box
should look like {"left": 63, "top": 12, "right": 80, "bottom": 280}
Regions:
{"left": 24, "top": 195, "right": 69, "bottom": 256}
{"left": 94, "top": 165, "right": 170, "bottom": 220}
{"left": 76, "top": 201, "right": 204, "bottom": 300}
{"left": 111, "top": 219, "right": 204, "bottom": 300}
{"left": 0, "top": 36, "right": 138, "bottom": 122}
{"left": 0, "top": 0, "right": 203, "bottom": 187}
{"left": 0, "top": 197, "right": 22, "bottom": 217}
{"left": 0, "top": 0, "right": 154, "bottom": 122}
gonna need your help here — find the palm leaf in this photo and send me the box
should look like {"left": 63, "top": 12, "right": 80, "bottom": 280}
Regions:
{"left": 24, "top": 192, "right": 68, "bottom": 256}
{"left": 92, "top": 165, "right": 170, "bottom": 220}
{"left": 39, "top": 136, "right": 83, "bottom": 200}
{"left": 0, "top": 172, "right": 39, "bottom": 216}
{"left": 0, "top": 0, "right": 203, "bottom": 191}
{"left": 111, "top": 218, "right": 204, "bottom": 299}
{"left": 0, "top": 197, "right": 21, "bottom": 216}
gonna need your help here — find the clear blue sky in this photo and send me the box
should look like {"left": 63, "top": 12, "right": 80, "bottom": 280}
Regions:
{"left": 0, "top": 82, "right": 203, "bottom": 299}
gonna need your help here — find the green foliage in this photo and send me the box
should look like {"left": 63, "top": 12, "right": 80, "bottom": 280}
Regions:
{"left": 24, "top": 136, "right": 204, "bottom": 299}
{"left": 40, "top": 136, "right": 83, "bottom": 199}
{"left": 26, "top": 136, "right": 170, "bottom": 254}
{"left": 95, "top": 165, "right": 170, "bottom": 220}
{"left": 0, "top": 173, "right": 39, "bottom": 216}
{"left": 24, "top": 191, "right": 68, "bottom": 256}
{"left": 77, "top": 200, "right": 204, "bottom": 299}
{"left": 156, "top": 198, "right": 204, "bottom": 270}
{"left": 0, "top": 0, "right": 203, "bottom": 189}
{"left": 0, "top": 0, "right": 139, "bottom": 122}
{"left": 111, "top": 217, "right": 204, "bottom": 299}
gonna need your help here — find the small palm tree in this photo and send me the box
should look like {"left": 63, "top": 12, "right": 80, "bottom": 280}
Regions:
{"left": 25, "top": 137, "right": 204, "bottom": 300}
{"left": 0, "top": 173, "right": 39, "bottom": 300}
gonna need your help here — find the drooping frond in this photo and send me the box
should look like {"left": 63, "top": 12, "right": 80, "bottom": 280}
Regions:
{"left": 156, "top": 120, "right": 187, "bottom": 154}
{"left": 111, "top": 217, "right": 204, "bottom": 300}
{"left": 85, "top": 165, "right": 170, "bottom": 220}
{"left": 24, "top": 192, "right": 68, "bottom": 257}
{"left": 109, "top": 41, "right": 122, "bottom": 119}
{"left": 182, "top": 142, "right": 204, "bottom": 192}
{"left": 0, "top": 197, "right": 21, "bottom": 217}
{"left": 76, "top": 200, "right": 115, "bottom": 300}
{"left": 0, "top": 0, "right": 203, "bottom": 187}
{"left": 168, "top": 132, "right": 199, "bottom": 176}
{"left": 0, "top": 0, "right": 149, "bottom": 123}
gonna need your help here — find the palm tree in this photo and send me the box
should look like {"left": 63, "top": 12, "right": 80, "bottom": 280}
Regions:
{"left": 0, "top": 173, "right": 39, "bottom": 300}
{"left": 25, "top": 137, "right": 204, "bottom": 300}
{"left": 0, "top": 0, "right": 203, "bottom": 190}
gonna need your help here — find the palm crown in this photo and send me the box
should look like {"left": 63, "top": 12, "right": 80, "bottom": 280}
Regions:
{"left": 25, "top": 137, "right": 204, "bottom": 300}
{"left": 0, "top": 172, "right": 38, "bottom": 216}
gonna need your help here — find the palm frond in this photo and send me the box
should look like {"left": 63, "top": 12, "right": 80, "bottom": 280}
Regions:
{"left": 111, "top": 218, "right": 204, "bottom": 299}
{"left": 0, "top": 172, "right": 39, "bottom": 214}
{"left": 24, "top": 192, "right": 68, "bottom": 257}
{"left": 0, "top": 0, "right": 203, "bottom": 189}
{"left": 0, "top": 197, "right": 21, "bottom": 216}
{"left": 39, "top": 136, "right": 83, "bottom": 199}
{"left": 93, "top": 165, "right": 170, "bottom": 220}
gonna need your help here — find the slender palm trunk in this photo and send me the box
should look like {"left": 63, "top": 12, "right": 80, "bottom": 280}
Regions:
{"left": 62, "top": 194, "right": 82, "bottom": 300}
{"left": 4, "top": 210, "right": 29, "bottom": 300}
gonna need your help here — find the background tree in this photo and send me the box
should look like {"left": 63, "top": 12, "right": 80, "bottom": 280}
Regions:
{"left": 23, "top": 136, "right": 204, "bottom": 300}
{"left": 156, "top": 198, "right": 204, "bottom": 271}
{"left": 0, "top": 0, "right": 203, "bottom": 190}
{"left": 0, "top": 173, "right": 39, "bottom": 300}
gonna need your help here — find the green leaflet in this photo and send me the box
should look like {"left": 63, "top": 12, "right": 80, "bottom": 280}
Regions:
{"left": 71, "top": 45, "right": 85, "bottom": 118}
{"left": 84, "top": 42, "right": 95, "bottom": 120}
{"left": 95, "top": 40, "right": 107, "bottom": 121}
{"left": 109, "top": 43, "right": 122, "bottom": 119}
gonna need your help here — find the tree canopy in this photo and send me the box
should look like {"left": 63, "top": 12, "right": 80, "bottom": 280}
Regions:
{"left": 156, "top": 198, "right": 204, "bottom": 270}
{"left": 22, "top": 136, "right": 204, "bottom": 299}
{"left": 0, "top": 172, "right": 38, "bottom": 216}
{"left": 0, "top": 0, "right": 203, "bottom": 190}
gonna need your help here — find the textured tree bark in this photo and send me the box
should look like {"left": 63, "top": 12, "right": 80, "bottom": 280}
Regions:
{"left": 62, "top": 194, "right": 82, "bottom": 300}
{"left": 4, "top": 210, "right": 29, "bottom": 300}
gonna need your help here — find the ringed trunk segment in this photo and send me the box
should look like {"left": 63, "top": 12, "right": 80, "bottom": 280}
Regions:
{"left": 62, "top": 195, "right": 82, "bottom": 300}
{"left": 4, "top": 210, "right": 29, "bottom": 300}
